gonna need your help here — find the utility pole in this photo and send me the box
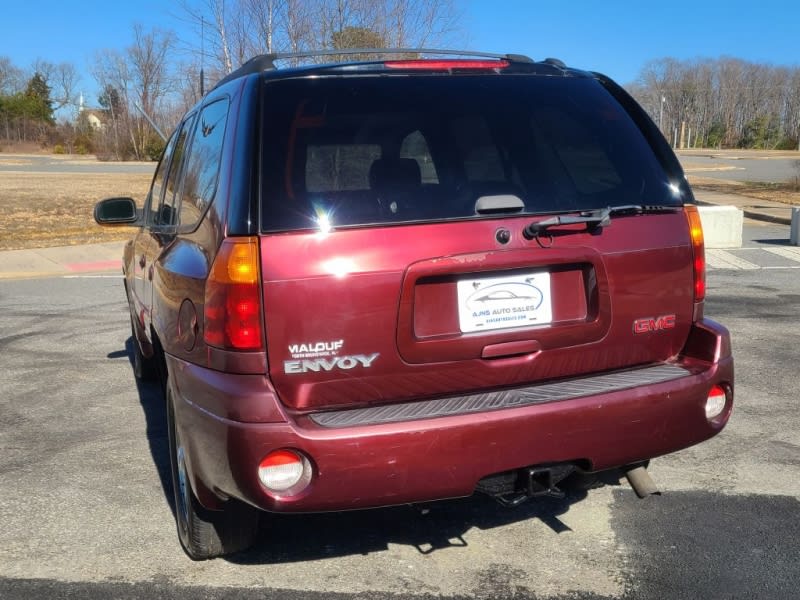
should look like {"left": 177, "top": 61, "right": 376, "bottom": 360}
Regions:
{"left": 659, "top": 95, "right": 665, "bottom": 131}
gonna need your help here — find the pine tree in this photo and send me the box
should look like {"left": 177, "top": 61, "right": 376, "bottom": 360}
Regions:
{"left": 24, "top": 72, "right": 54, "bottom": 124}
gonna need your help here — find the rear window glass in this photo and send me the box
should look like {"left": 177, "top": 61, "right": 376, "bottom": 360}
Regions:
{"left": 306, "top": 144, "right": 381, "bottom": 192}
{"left": 260, "top": 75, "right": 676, "bottom": 232}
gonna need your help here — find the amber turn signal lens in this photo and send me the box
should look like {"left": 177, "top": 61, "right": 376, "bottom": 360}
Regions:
{"left": 684, "top": 206, "right": 706, "bottom": 302}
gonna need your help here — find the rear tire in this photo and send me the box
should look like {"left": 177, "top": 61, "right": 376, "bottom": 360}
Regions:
{"left": 166, "top": 382, "right": 259, "bottom": 560}
{"left": 130, "top": 315, "right": 158, "bottom": 381}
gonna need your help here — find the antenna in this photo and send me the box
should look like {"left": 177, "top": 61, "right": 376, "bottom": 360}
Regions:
{"left": 133, "top": 102, "right": 167, "bottom": 142}
{"left": 200, "top": 16, "right": 205, "bottom": 97}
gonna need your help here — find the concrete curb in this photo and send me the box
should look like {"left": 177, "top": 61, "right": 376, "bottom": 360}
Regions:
{"left": 0, "top": 241, "right": 126, "bottom": 280}
{"left": 696, "top": 199, "right": 793, "bottom": 226}
{"left": 741, "top": 209, "right": 792, "bottom": 226}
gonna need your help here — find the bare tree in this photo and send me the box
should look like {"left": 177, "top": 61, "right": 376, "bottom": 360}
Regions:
{"left": 93, "top": 25, "right": 174, "bottom": 159}
{"left": 178, "top": 0, "right": 464, "bottom": 78}
{"left": 282, "top": 0, "right": 314, "bottom": 54}
{"left": 0, "top": 56, "right": 25, "bottom": 94}
{"left": 93, "top": 49, "right": 135, "bottom": 159}
{"left": 32, "top": 59, "right": 80, "bottom": 111}
{"left": 631, "top": 56, "right": 800, "bottom": 150}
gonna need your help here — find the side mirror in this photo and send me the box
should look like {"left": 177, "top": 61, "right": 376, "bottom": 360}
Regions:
{"left": 94, "top": 197, "right": 139, "bottom": 226}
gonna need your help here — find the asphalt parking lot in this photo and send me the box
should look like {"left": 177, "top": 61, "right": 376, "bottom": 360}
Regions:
{"left": 678, "top": 149, "right": 800, "bottom": 182}
{"left": 1, "top": 221, "right": 798, "bottom": 599}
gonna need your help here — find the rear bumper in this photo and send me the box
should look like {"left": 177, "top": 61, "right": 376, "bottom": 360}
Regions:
{"left": 169, "top": 318, "right": 733, "bottom": 513}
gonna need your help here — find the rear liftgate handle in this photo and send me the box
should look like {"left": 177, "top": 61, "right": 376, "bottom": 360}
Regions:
{"left": 481, "top": 340, "right": 542, "bottom": 360}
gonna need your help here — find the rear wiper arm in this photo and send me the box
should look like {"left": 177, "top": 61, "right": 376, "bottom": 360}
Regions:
{"left": 523, "top": 208, "right": 610, "bottom": 239}
{"left": 522, "top": 204, "right": 680, "bottom": 239}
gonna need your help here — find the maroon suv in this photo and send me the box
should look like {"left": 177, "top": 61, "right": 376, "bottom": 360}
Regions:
{"left": 95, "top": 50, "right": 733, "bottom": 560}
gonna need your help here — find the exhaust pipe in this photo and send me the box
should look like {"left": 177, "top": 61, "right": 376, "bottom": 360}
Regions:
{"left": 624, "top": 464, "right": 660, "bottom": 498}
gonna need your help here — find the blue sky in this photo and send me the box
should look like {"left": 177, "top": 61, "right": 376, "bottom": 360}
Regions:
{"left": 2, "top": 0, "right": 799, "bottom": 105}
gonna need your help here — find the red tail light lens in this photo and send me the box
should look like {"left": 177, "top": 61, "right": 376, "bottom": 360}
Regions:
{"left": 384, "top": 59, "right": 510, "bottom": 70}
{"left": 685, "top": 206, "right": 706, "bottom": 303}
{"left": 204, "top": 237, "right": 264, "bottom": 351}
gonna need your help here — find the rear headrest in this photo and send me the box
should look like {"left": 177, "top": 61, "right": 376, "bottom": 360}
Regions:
{"left": 369, "top": 158, "right": 421, "bottom": 192}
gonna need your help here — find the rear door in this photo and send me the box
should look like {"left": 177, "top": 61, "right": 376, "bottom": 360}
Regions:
{"left": 257, "top": 73, "right": 694, "bottom": 412}
{"left": 131, "top": 132, "right": 177, "bottom": 337}
{"left": 134, "top": 115, "right": 195, "bottom": 342}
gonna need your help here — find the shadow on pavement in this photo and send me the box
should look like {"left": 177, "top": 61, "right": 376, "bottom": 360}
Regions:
{"left": 611, "top": 489, "right": 800, "bottom": 599}
{"left": 118, "top": 337, "right": 633, "bottom": 565}
{"left": 752, "top": 237, "right": 792, "bottom": 245}
{"left": 122, "top": 337, "right": 175, "bottom": 515}
{"left": 227, "top": 483, "right": 626, "bottom": 565}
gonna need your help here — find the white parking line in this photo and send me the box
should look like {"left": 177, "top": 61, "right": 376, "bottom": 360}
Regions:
{"left": 62, "top": 275, "right": 124, "bottom": 279}
{"left": 706, "top": 249, "right": 760, "bottom": 270}
{"left": 764, "top": 247, "right": 800, "bottom": 263}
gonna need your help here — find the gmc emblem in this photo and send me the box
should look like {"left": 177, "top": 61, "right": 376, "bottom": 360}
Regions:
{"left": 633, "top": 314, "right": 676, "bottom": 334}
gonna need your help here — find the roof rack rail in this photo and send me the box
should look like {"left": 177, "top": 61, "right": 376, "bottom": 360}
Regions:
{"left": 212, "top": 48, "right": 535, "bottom": 90}
{"left": 541, "top": 57, "right": 567, "bottom": 69}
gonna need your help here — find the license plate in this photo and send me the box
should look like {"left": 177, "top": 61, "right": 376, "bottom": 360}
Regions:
{"left": 456, "top": 272, "right": 552, "bottom": 333}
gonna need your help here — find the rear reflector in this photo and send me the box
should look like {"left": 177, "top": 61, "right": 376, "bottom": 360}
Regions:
{"left": 204, "top": 237, "right": 264, "bottom": 351}
{"left": 684, "top": 206, "right": 706, "bottom": 303}
{"left": 384, "top": 59, "right": 510, "bottom": 70}
{"left": 705, "top": 385, "right": 727, "bottom": 420}
{"left": 258, "top": 450, "right": 312, "bottom": 494}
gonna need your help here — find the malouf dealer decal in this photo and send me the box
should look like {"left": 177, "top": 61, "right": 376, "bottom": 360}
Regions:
{"left": 283, "top": 339, "right": 379, "bottom": 374}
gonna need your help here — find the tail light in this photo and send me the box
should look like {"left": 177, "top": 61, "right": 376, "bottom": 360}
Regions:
{"left": 685, "top": 205, "right": 706, "bottom": 303}
{"left": 258, "top": 449, "right": 313, "bottom": 495}
{"left": 384, "top": 59, "right": 510, "bottom": 70}
{"left": 705, "top": 385, "right": 727, "bottom": 420}
{"left": 204, "top": 237, "right": 264, "bottom": 351}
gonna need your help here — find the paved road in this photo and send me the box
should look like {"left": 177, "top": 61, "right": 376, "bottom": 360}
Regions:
{"left": 2, "top": 151, "right": 797, "bottom": 182}
{"left": 678, "top": 152, "right": 800, "bottom": 183}
{"left": 0, "top": 153, "right": 155, "bottom": 174}
{"left": 1, "top": 223, "right": 799, "bottom": 599}
{"left": 707, "top": 222, "right": 800, "bottom": 269}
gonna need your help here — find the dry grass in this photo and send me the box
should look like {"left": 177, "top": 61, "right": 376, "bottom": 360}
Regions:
{"left": 0, "top": 171, "right": 151, "bottom": 251}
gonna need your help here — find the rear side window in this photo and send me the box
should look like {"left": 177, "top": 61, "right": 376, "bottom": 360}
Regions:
{"left": 147, "top": 132, "right": 177, "bottom": 226}
{"left": 261, "top": 75, "right": 676, "bottom": 232}
{"left": 178, "top": 98, "right": 230, "bottom": 231}
{"left": 157, "top": 113, "right": 195, "bottom": 227}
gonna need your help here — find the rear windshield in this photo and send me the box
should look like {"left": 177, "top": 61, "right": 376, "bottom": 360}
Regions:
{"left": 260, "top": 74, "right": 677, "bottom": 232}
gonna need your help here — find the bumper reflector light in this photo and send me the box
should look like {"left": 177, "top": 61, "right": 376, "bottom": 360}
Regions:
{"left": 258, "top": 450, "right": 312, "bottom": 494}
{"left": 705, "top": 385, "right": 727, "bottom": 420}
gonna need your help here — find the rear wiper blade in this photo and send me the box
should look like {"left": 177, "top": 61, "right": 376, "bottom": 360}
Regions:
{"left": 522, "top": 204, "right": 680, "bottom": 239}
{"left": 604, "top": 204, "right": 682, "bottom": 216}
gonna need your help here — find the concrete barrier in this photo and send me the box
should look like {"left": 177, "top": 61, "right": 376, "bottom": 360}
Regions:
{"left": 697, "top": 206, "right": 743, "bottom": 249}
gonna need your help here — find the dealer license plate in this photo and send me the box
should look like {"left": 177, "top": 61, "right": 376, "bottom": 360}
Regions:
{"left": 456, "top": 272, "right": 552, "bottom": 333}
